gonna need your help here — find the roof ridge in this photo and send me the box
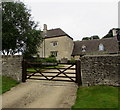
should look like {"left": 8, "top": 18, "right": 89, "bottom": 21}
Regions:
{"left": 47, "top": 28, "right": 62, "bottom": 31}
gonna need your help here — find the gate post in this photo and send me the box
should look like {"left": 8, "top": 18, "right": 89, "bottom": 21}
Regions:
{"left": 22, "top": 59, "right": 27, "bottom": 82}
{"left": 76, "top": 60, "right": 82, "bottom": 86}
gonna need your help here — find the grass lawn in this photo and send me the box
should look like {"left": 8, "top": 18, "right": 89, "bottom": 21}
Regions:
{"left": 72, "top": 85, "right": 119, "bottom": 109}
{"left": 27, "top": 65, "right": 64, "bottom": 72}
{"left": 0, "top": 76, "right": 19, "bottom": 94}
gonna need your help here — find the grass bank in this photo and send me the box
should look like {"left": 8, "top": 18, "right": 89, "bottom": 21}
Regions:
{"left": 72, "top": 85, "right": 119, "bottom": 109}
{"left": 0, "top": 76, "right": 19, "bottom": 94}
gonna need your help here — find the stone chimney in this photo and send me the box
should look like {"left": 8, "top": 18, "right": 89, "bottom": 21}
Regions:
{"left": 112, "top": 28, "right": 117, "bottom": 37}
{"left": 43, "top": 24, "right": 47, "bottom": 38}
{"left": 43, "top": 24, "right": 47, "bottom": 31}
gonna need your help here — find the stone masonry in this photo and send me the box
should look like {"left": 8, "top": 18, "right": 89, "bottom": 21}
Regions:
{"left": 81, "top": 55, "right": 120, "bottom": 86}
{"left": 2, "top": 55, "right": 23, "bottom": 82}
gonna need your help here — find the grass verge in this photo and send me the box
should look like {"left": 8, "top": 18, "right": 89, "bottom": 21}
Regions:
{"left": 0, "top": 76, "right": 19, "bottom": 94}
{"left": 72, "top": 85, "right": 119, "bottom": 109}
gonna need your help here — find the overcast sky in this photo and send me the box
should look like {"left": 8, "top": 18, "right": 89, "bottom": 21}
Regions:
{"left": 22, "top": 0, "right": 119, "bottom": 41}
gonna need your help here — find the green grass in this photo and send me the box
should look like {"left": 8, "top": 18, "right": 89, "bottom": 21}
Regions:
{"left": 27, "top": 65, "right": 64, "bottom": 72}
{"left": 0, "top": 76, "right": 19, "bottom": 94}
{"left": 72, "top": 85, "right": 119, "bottom": 109}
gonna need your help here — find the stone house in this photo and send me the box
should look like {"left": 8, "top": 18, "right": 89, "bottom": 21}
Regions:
{"left": 38, "top": 24, "right": 74, "bottom": 60}
{"left": 38, "top": 25, "right": 119, "bottom": 60}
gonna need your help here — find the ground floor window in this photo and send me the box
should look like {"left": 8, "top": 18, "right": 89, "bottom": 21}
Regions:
{"left": 50, "top": 51, "right": 58, "bottom": 57}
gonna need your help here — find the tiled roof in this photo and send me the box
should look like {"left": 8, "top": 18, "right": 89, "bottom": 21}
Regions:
{"left": 42, "top": 28, "right": 73, "bottom": 40}
{"left": 72, "top": 37, "right": 119, "bottom": 56}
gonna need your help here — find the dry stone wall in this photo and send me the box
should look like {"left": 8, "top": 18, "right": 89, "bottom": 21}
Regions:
{"left": 81, "top": 55, "right": 120, "bottom": 86}
{"left": 2, "top": 55, "right": 23, "bottom": 82}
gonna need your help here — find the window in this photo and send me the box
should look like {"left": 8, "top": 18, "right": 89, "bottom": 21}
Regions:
{"left": 50, "top": 41, "right": 58, "bottom": 46}
{"left": 82, "top": 45, "right": 86, "bottom": 52}
{"left": 99, "top": 43, "right": 104, "bottom": 51}
{"left": 50, "top": 51, "right": 58, "bottom": 57}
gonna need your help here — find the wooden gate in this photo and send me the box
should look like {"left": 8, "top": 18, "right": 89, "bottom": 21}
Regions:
{"left": 22, "top": 60, "right": 82, "bottom": 86}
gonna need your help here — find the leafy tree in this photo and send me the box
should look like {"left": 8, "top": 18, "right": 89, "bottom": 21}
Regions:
{"left": 90, "top": 35, "right": 99, "bottom": 40}
{"left": 82, "top": 35, "right": 99, "bottom": 40}
{"left": 103, "top": 29, "right": 113, "bottom": 38}
{"left": 2, "top": 2, "right": 42, "bottom": 56}
{"left": 103, "top": 28, "right": 120, "bottom": 38}
{"left": 82, "top": 37, "right": 90, "bottom": 40}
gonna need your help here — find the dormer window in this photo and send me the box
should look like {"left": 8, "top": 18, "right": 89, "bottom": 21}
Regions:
{"left": 99, "top": 43, "right": 104, "bottom": 51}
{"left": 82, "top": 45, "right": 86, "bottom": 52}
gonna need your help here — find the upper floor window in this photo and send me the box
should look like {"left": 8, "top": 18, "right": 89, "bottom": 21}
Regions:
{"left": 82, "top": 45, "right": 86, "bottom": 52}
{"left": 99, "top": 43, "right": 104, "bottom": 51}
{"left": 50, "top": 41, "right": 58, "bottom": 46}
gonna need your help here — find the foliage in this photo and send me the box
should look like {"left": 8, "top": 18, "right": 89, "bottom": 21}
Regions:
{"left": 68, "top": 58, "right": 76, "bottom": 64}
{"left": 90, "top": 35, "right": 100, "bottom": 39}
{"left": 82, "top": 35, "right": 99, "bottom": 40}
{"left": 82, "top": 37, "right": 90, "bottom": 40}
{"left": 29, "top": 56, "right": 58, "bottom": 63}
{"left": 72, "top": 85, "right": 119, "bottom": 109}
{"left": 43, "top": 57, "right": 57, "bottom": 63}
{"left": 0, "top": 76, "right": 19, "bottom": 94}
{"left": 103, "top": 28, "right": 120, "bottom": 38}
{"left": 103, "top": 29, "right": 113, "bottom": 38}
{"left": 2, "top": 2, "right": 42, "bottom": 56}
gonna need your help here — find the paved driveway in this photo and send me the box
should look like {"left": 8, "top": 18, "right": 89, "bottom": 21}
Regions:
{"left": 2, "top": 80, "right": 77, "bottom": 108}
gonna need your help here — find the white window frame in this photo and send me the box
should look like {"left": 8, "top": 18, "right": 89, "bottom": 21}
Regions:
{"left": 50, "top": 41, "right": 58, "bottom": 46}
{"left": 99, "top": 43, "right": 104, "bottom": 51}
{"left": 82, "top": 45, "right": 86, "bottom": 52}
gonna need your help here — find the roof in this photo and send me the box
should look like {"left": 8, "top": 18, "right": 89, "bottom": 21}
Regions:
{"left": 42, "top": 28, "right": 73, "bottom": 40}
{"left": 72, "top": 37, "right": 119, "bottom": 56}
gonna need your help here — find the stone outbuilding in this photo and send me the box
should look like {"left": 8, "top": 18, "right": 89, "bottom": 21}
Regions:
{"left": 72, "top": 37, "right": 119, "bottom": 60}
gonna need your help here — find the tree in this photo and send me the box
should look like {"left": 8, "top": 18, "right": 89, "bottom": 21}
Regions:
{"left": 103, "top": 29, "right": 113, "bottom": 38}
{"left": 82, "top": 35, "right": 99, "bottom": 40}
{"left": 2, "top": 2, "right": 42, "bottom": 56}
{"left": 82, "top": 37, "right": 90, "bottom": 40}
{"left": 90, "top": 35, "right": 99, "bottom": 40}
{"left": 103, "top": 28, "right": 120, "bottom": 38}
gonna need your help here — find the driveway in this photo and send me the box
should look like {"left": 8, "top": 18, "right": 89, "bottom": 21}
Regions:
{"left": 2, "top": 80, "right": 77, "bottom": 108}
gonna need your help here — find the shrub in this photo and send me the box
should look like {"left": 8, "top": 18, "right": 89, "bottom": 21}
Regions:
{"left": 68, "top": 58, "right": 76, "bottom": 64}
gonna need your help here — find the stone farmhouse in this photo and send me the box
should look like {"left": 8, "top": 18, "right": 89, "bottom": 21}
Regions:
{"left": 38, "top": 24, "right": 119, "bottom": 60}
{"left": 38, "top": 24, "right": 74, "bottom": 60}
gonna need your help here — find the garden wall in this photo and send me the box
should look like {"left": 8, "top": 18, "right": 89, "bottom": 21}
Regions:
{"left": 2, "top": 55, "right": 23, "bottom": 82}
{"left": 81, "top": 55, "right": 120, "bottom": 86}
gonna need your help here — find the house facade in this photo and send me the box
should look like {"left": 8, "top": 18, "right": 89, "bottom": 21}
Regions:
{"left": 38, "top": 25, "right": 74, "bottom": 60}
{"left": 38, "top": 25, "right": 119, "bottom": 60}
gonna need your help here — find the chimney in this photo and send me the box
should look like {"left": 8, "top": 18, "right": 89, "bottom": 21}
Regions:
{"left": 43, "top": 24, "right": 47, "bottom": 31}
{"left": 112, "top": 29, "right": 117, "bottom": 37}
{"left": 43, "top": 24, "right": 47, "bottom": 38}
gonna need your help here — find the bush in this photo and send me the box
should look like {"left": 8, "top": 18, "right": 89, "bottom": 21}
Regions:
{"left": 28, "top": 56, "right": 57, "bottom": 63}
{"left": 44, "top": 57, "right": 57, "bottom": 63}
{"left": 68, "top": 58, "right": 76, "bottom": 64}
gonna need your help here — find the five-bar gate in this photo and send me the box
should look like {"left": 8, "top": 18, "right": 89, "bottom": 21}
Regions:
{"left": 22, "top": 60, "right": 82, "bottom": 86}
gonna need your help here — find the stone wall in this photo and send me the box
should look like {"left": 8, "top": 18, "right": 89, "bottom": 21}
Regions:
{"left": 2, "top": 55, "right": 23, "bottom": 82}
{"left": 81, "top": 55, "right": 120, "bottom": 86}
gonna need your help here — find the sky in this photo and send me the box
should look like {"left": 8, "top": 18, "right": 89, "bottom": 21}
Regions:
{"left": 22, "top": 0, "right": 119, "bottom": 41}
